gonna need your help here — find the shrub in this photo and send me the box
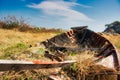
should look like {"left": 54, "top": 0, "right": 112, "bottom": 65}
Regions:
{"left": 0, "top": 16, "right": 20, "bottom": 29}
{"left": 0, "top": 16, "right": 64, "bottom": 33}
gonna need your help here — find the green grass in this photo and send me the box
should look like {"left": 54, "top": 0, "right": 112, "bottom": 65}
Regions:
{"left": 117, "top": 42, "right": 120, "bottom": 49}
{"left": 0, "top": 43, "right": 29, "bottom": 59}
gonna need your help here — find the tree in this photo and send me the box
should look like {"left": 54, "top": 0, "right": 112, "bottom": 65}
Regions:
{"left": 104, "top": 21, "right": 120, "bottom": 34}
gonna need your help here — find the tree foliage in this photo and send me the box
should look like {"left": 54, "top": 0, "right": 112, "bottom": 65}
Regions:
{"left": 104, "top": 21, "right": 120, "bottom": 34}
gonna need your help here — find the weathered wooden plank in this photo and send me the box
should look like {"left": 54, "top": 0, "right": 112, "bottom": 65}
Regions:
{"left": 0, "top": 60, "right": 76, "bottom": 71}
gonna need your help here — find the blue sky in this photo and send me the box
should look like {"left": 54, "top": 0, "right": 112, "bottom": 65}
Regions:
{"left": 0, "top": 0, "right": 120, "bottom": 32}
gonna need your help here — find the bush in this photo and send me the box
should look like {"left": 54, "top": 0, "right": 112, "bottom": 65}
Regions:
{"left": 0, "top": 16, "right": 64, "bottom": 33}
{"left": 0, "top": 16, "right": 20, "bottom": 29}
{"left": 0, "top": 16, "right": 30, "bottom": 30}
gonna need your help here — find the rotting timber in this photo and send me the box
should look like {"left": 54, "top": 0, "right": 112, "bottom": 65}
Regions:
{"left": 41, "top": 26, "right": 120, "bottom": 79}
{"left": 0, "top": 26, "right": 120, "bottom": 79}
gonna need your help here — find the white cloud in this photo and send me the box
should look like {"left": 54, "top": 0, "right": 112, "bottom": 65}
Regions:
{"left": 27, "top": 0, "right": 93, "bottom": 28}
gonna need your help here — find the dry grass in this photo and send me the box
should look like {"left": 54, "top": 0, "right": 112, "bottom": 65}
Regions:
{"left": 76, "top": 51, "right": 117, "bottom": 80}
{"left": 0, "top": 68, "right": 61, "bottom": 80}
{"left": 0, "top": 29, "right": 57, "bottom": 46}
{"left": 100, "top": 33, "right": 120, "bottom": 49}
{"left": 0, "top": 29, "right": 58, "bottom": 59}
{"left": 0, "top": 28, "right": 61, "bottom": 79}
{"left": 0, "top": 28, "right": 120, "bottom": 80}
{"left": 64, "top": 50, "right": 117, "bottom": 80}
